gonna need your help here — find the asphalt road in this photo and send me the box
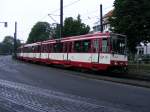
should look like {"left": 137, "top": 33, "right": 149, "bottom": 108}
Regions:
{"left": 0, "top": 56, "right": 150, "bottom": 112}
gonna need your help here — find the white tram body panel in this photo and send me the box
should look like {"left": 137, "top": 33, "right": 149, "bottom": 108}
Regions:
{"left": 41, "top": 53, "right": 48, "bottom": 59}
{"left": 111, "top": 54, "right": 128, "bottom": 62}
{"left": 49, "top": 53, "right": 64, "bottom": 61}
{"left": 99, "top": 53, "right": 111, "bottom": 64}
{"left": 68, "top": 53, "right": 91, "bottom": 63}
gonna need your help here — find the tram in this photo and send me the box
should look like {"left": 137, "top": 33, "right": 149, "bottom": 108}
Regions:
{"left": 17, "top": 32, "right": 128, "bottom": 72}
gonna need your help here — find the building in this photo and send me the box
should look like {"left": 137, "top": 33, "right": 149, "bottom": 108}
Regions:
{"left": 93, "top": 10, "right": 113, "bottom": 32}
{"left": 136, "top": 43, "right": 150, "bottom": 55}
{"left": 103, "top": 10, "right": 113, "bottom": 32}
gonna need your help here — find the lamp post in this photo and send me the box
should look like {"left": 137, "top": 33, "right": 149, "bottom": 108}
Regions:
{"left": 0, "top": 22, "right": 7, "bottom": 27}
{"left": 13, "top": 22, "right": 17, "bottom": 59}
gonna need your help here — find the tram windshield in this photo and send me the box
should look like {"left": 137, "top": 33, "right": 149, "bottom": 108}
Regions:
{"left": 110, "top": 34, "right": 127, "bottom": 55}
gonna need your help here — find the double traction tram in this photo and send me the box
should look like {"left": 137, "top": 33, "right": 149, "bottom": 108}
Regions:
{"left": 17, "top": 32, "right": 128, "bottom": 72}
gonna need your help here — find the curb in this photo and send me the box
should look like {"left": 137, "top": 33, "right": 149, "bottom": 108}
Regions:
{"left": 66, "top": 70, "right": 150, "bottom": 89}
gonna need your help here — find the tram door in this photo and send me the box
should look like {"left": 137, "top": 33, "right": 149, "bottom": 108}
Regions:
{"left": 91, "top": 39, "right": 99, "bottom": 63}
{"left": 63, "top": 42, "right": 72, "bottom": 61}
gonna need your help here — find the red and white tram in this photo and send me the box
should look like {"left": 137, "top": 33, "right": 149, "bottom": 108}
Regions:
{"left": 17, "top": 32, "right": 128, "bottom": 72}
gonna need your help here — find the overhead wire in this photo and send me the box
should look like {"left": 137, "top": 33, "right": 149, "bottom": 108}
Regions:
{"left": 39, "top": 0, "right": 81, "bottom": 22}
{"left": 50, "top": 0, "right": 81, "bottom": 14}
{"left": 48, "top": 14, "right": 58, "bottom": 23}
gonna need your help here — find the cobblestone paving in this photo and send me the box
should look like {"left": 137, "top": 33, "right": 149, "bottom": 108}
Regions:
{"left": 0, "top": 79, "right": 130, "bottom": 112}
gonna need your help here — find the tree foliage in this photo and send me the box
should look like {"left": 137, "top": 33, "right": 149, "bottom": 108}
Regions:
{"left": 110, "top": 0, "right": 150, "bottom": 53}
{"left": 27, "top": 16, "right": 90, "bottom": 41}
{"left": 51, "top": 24, "right": 61, "bottom": 39}
{"left": 27, "top": 22, "right": 51, "bottom": 43}
{"left": 51, "top": 15, "right": 90, "bottom": 39}
{"left": 63, "top": 15, "right": 90, "bottom": 37}
{"left": 0, "top": 36, "right": 21, "bottom": 54}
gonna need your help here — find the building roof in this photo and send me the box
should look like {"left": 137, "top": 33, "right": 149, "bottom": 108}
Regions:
{"left": 103, "top": 9, "right": 114, "bottom": 18}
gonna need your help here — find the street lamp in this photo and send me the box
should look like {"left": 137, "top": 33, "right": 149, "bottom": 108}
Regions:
{"left": 0, "top": 22, "right": 8, "bottom": 27}
{"left": 13, "top": 22, "right": 17, "bottom": 59}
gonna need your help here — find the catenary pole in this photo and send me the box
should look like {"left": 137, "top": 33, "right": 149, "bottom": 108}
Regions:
{"left": 60, "top": 0, "right": 63, "bottom": 38}
{"left": 100, "top": 4, "right": 103, "bottom": 32}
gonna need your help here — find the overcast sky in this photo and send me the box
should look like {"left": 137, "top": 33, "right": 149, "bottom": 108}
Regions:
{"left": 0, "top": 0, "right": 114, "bottom": 42}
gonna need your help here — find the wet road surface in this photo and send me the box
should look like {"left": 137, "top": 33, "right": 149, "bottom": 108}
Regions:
{"left": 0, "top": 56, "right": 150, "bottom": 112}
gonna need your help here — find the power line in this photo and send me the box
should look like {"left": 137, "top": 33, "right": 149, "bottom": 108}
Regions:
{"left": 50, "top": 0, "right": 81, "bottom": 13}
{"left": 47, "top": 14, "right": 60, "bottom": 16}
{"left": 40, "top": 14, "right": 49, "bottom": 21}
{"left": 48, "top": 14, "right": 58, "bottom": 23}
{"left": 63, "top": 0, "right": 81, "bottom": 9}
{"left": 39, "top": 0, "right": 81, "bottom": 22}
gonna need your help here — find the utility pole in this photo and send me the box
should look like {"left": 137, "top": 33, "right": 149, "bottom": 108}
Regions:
{"left": 100, "top": 4, "right": 103, "bottom": 32}
{"left": 60, "top": 0, "right": 63, "bottom": 38}
{"left": 13, "top": 22, "right": 17, "bottom": 58}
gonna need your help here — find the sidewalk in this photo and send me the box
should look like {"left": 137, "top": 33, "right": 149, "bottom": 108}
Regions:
{"left": 128, "top": 64, "right": 150, "bottom": 81}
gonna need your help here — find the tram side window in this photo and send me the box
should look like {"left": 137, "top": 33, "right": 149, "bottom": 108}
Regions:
{"left": 45, "top": 44, "right": 49, "bottom": 53}
{"left": 63, "top": 43, "right": 68, "bottom": 53}
{"left": 102, "top": 38, "right": 109, "bottom": 53}
{"left": 17, "top": 48, "right": 20, "bottom": 53}
{"left": 48, "top": 44, "right": 52, "bottom": 53}
{"left": 53, "top": 43, "right": 63, "bottom": 53}
{"left": 68, "top": 42, "right": 72, "bottom": 52}
{"left": 35, "top": 46, "right": 39, "bottom": 53}
{"left": 27, "top": 47, "right": 32, "bottom": 53}
{"left": 74, "top": 40, "right": 91, "bottom": 53}
{"left": 41, "top": 44, "right": 48, "bottom": 53}
{"left": 37, "top": 45, "right": 41, "bottom": 53}
{"left": 82, "top": 40, "right": 91, "bottom": 53}
{"left": 41, "top": 45, "right": 44, "bottom": 53}
{"left": 93, "top": 39, "right": 99, "bottom": 53}
{"left": 32, "top": 46, "right": 35, "bottom": 53}
{"left": 74, "top": 41, "right": 82, "bottom": 52}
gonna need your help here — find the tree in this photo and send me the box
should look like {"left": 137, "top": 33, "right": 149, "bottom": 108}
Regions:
{"left": 51, "top": 24, "right": 61, "bottom": 39}
{"left": 110, "top": 0, "right": 150, "bottom": 53}
{"left": 27, "top": 22, "right": 51, "bottom": 43}
{"left": 63, "top": 15, "right": 90, "bottom": 37}
{"left": 0, "top": 36, "right": 21, "bottom": 54}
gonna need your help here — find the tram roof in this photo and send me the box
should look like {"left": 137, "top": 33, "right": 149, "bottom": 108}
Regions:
{"left": 19, "top": 32, "right": 126, "bottom": 48}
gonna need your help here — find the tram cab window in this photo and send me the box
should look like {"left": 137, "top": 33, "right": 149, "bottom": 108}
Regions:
{"left": 102, "top": 38, "right": 109, "bottom": 53}
{"left": 111, "top": 35, "right": 126, "bottom": 54}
